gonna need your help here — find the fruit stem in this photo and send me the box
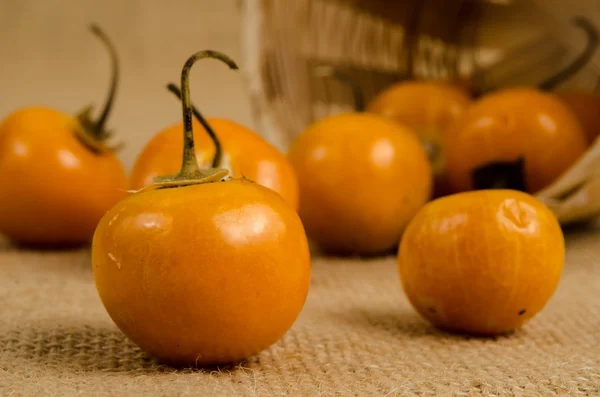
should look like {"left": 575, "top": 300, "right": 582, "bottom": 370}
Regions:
{"left": 166, "top": 83, "right": 222, "bottom": 168}
{"left": 89, "top": 24, "right": 119, "bottom": 138}
{"left": 177, "top": 51, "right": 238, "bottom": 178}
{"left": 316, "top": 66, "right": 365, "bottom": 111}
{"left": 538, "top": 17, "right": 599, "bottom": 91}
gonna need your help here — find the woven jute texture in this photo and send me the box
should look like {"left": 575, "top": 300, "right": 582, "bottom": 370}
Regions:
{"left": 1, "top": 223, "right": 599, "bottom": 397}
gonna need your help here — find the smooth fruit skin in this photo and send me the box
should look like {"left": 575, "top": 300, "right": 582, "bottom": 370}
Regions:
{"left": 445, "top": 88, "right": 588, "bottom": 193}
{"left": 92, "top": 180, "right": 311, "bottom": 366}
{"left": 398, "top": 190, "right": 564, "bottom": 335}
{"left": 367, "top": 81, "right": 471, "bottom": 196}
{"left": 288, "top": 113, "right": 432, "bottom": 255}
{"left": 556, "top": 90, "right": 600, "bottom": 144}
{"left": 367, "top": 81, "right": 471, "bottom": 136}
{"left": 0, "top": 107, "right": 128, "bottom": 246}
{"left": 130, "top": 119, "right": 299, "bottom": 210}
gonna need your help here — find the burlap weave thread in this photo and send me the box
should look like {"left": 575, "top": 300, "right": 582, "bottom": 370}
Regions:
{"left": 0, "top": 224, "right": 599, "bottom": 396}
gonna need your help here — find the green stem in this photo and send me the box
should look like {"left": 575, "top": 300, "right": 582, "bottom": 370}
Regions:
{"left": 177, "top": 51, "right": 238, "bottom": 178}
{"left": 89, "top": 24, "right": 119, "bottom": 137}
{"left": 166, "top": 83, "right": 222, "bottom": 168}
{"left": 316, "top": 66, "right": 365, "bottom": 111}
{"left": 538, "top": 17, "right": 599, "bottom": 91}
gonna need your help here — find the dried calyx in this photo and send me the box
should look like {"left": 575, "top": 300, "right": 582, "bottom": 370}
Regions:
{"left": 471, "top": 157, "right": 528, "bottom": 192}
{"left": 75, "top": 24, "right": 122, "bottom": 153}
{"left": 142, "top": 50, "right": 239, "bottom": 191}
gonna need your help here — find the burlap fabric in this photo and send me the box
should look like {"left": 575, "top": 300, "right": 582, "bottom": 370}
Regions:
{"left": 0, "top": 223, "right": 599, "bottom": 397}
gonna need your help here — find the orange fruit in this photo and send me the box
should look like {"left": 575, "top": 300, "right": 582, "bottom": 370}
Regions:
{"left": 289, "top": 113, "right": 432, "bottom": 255}
{"left": 398, "top": 189, "right": 564, "bottom": 335}
{"left": 368, "top": 81, "right": 471, "bottom": 196}
{"left": 556, "top": 90, "right": 600, "bottom": 144}
{"left": 446, "top": 88, "right": 587, "bottom": 193}
{"left": 0, "top": 26, "right": 127, "bottom": 246}
{"left": 94, "top": 50, "right": 310, "bottom": 366}
{"left": 93, "top": 179, "right": 310, "bottom": 365}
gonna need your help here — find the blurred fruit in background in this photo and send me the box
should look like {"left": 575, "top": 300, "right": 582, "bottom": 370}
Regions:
{"left": 557, "top": 89, "right": 600, "bottom": 144}
{"left": 289, "top": 112, "right": 432, "bottom": 255}
{"left": 367, "top": 81, "right": 472, "bottom": 196}
{"left": 445, "top": 17, "right": 596, "bottom": 194}
{"left": 287, "top": 67, "right": 432, "bottom": 255}
{"left": 241, "top": 0, "right": 600, "bottom": 225}
{"left": 0, "top": 25, "right": 127, "bottom": 246}
{"left": 445, "top": 88, "right": 588, "bottom": 194}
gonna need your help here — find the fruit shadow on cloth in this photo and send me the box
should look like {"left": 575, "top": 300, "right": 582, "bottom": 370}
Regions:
{"left": 0, "top": 322, "right": 260, "bottom": 374}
